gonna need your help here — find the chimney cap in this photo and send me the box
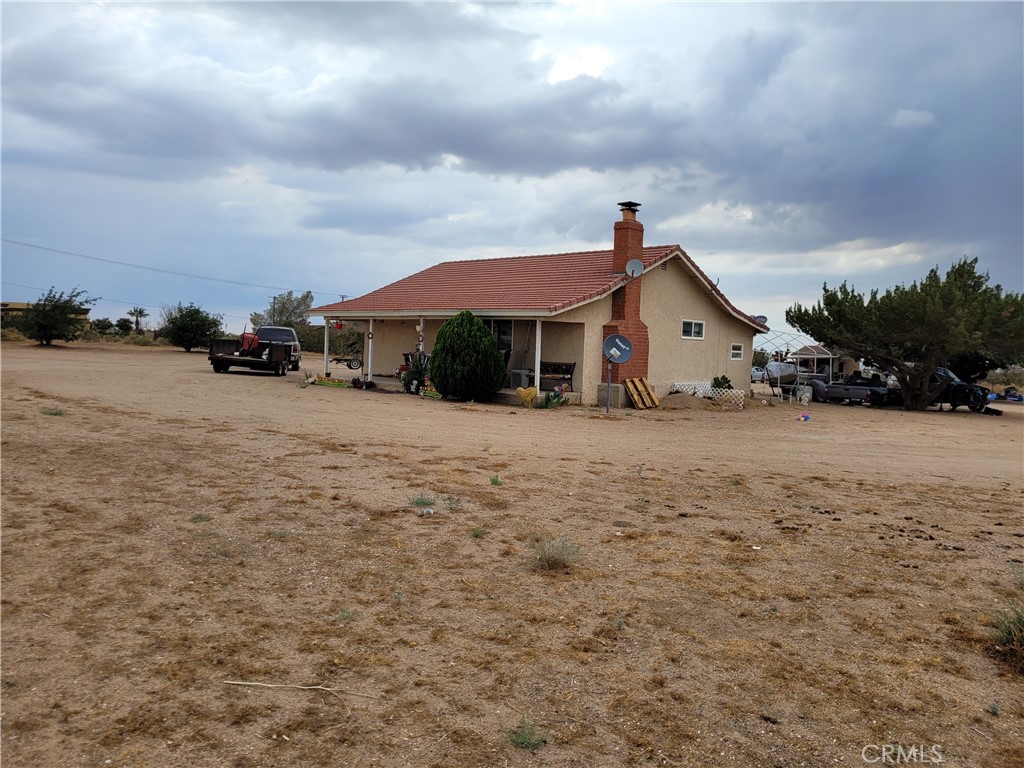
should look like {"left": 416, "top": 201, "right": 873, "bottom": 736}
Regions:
{"left": 617, "top": 201, "right": 641, "bottom": 212}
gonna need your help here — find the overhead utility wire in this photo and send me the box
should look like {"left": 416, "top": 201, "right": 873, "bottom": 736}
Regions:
{"left": 0, "top": 281, "right": 251, "bottom": 320}
{"left": 1, "top": 239, "right": 344, "bottom": 296}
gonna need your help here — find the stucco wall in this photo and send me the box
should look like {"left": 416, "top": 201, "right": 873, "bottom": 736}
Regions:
{"left": 364, "top": 319, "right": 438, "bottom": 378}
{"left": 641, "top": 260, "right": 758, "bottom": 394}
{"left": 546, "top": 299, "right": 611, "bottom": 405}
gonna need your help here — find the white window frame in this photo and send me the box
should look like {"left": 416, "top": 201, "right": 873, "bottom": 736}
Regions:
{"left": 730, "top": 343, "right": 744, "bottom": 360}
{"left": 681, "top": 319, "right": 705, "bottom": 340}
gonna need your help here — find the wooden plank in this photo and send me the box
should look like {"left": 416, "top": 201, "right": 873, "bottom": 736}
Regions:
{"left": 623, "top": 378, "right": 644, "bottom": 408}
{"left": 640, "top": 377, "right": 660, "bottom": 407}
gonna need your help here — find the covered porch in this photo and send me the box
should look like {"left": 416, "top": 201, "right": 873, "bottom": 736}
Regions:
{"left": 312, "top": 313, "right": 587, "bottom": 398}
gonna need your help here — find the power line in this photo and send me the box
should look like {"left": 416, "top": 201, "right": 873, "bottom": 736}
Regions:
{"left": 0, "top": 281, "right": 250, "bottom": 320}
{"left": 1, "top": 238, "right": 344, "bottom": 296}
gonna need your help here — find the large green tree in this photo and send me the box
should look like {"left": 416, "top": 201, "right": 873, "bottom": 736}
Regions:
{"left": 17, "top": 287, "right": 97, "bottom": 345}
{"left": 428, "top": 310, "right": 507, "bottom": 401}
{"left": 250, "top": 290, "right": 314, "bottom": 328}
{"left": 786, "top": 258, "right": 1024, "bottom": 410}
{"left": 162, "top": 303, "right": 224, "bottom": 352}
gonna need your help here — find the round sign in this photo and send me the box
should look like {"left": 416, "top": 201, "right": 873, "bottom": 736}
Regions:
{"left": 603, "top": 334, "right": 634, "bottom": 364}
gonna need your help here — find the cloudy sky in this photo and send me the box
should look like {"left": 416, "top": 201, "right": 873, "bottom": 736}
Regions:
{"left": 3, "top": 1, "right": 1021, "bottom": 335}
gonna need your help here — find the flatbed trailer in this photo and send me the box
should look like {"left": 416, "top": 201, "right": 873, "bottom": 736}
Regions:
{"left": 208, "top": 338, "right": 294, "bottom": 376}
{"left": 330, "top": 355, "right": 363, "bottom": 369}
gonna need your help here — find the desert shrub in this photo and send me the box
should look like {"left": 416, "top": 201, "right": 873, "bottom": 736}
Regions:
{"left": 429, "top": 310, "right": 506, "bottom": 401}
{"left": 993, "top": 607, "right": 1024, "bottom": 670}
{"left": 409, "top": 492, "right": 435, "bottom": 507}
{"left": 534, "top": 535, "right": 579, "bottom": 570}
{"left": 992, "top": 571, "right": 1024, "bottom": 672}
{"left": 1, "top": 327, "right": 28, "bottom": 342}
{"left": 401, "top": 351, "right": 428, "bottom": 393}
{"left": 508, "top": 717, "right": 548, "bottom": 749}
{"left": 712, "top": 375, "right": 733, "bottom": 390}
{"left": 124, "top": 334, "right": 156, "bottom": 346}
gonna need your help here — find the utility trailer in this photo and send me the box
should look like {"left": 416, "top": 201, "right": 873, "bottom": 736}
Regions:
{"left": 208, "top": 337, "right": 295, "bottom": 376}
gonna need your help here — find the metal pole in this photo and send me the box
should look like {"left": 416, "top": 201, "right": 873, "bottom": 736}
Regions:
{"left": 322, "top": 321, "right": 330, "bottom": 378}
{"left": 606, "top": 361, "right": 612, "bottom": 413}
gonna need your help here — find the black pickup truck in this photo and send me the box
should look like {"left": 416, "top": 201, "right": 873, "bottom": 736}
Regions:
{"left": 816, "top": 367, "right": 994, "bottom": 412}
{"left": 208, "top": 326, "right": 302, "bottom": 376}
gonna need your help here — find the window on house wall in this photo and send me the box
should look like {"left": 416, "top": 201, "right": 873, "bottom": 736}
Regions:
{"left": 731, "top": 343, "right": 744, "bottom": 360}
{"left": 681, "top": 320, "right": 705, "bottom": 339}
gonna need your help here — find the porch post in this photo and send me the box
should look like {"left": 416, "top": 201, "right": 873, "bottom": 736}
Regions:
{"left": 367, "top": 318, "right": 375, "bottom": 382}
{"left": 322, "top": 321, "right": 330, "bottom": 377}
{"left": 533, "top": 319, "right": 542, "bottom": 390}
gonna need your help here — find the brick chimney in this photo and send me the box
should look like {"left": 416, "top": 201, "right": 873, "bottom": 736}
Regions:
{"left": 613, "top": 200, "right": 644, "bottom": 273}
{"left": 602, "top": 201, "right": 649, "bottom": 384}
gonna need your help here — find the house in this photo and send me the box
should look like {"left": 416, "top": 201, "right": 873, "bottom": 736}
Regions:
{"left": 308, "top": 202, "right": 768, "bottom": 406}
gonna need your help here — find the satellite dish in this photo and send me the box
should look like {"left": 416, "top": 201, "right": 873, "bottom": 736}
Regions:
{"left": 625, "top": 259, "right": 644, "bottom": 278}
{"left": 753, "top": 315, "right": 768, "bottom": 325}
{"left": 603, "top": 334, "right": 634, "bottom": 364}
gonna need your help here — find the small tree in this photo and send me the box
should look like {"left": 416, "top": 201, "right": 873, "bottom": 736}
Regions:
{"left": 114, "top": 317, "right": 134, "bottom": 335}
{"left": 429, "top": 310, "right": 507, "bottom": 401}
{"left": 17, "top": 287, "right": 97, "bottom": 345}
{"left": 162, "top": 303, "right": 223, "bottom": 352}
{"left": 127, "top": 306, "right": 149, "bottom": 335}
{"left": 91, "top": 318, "right": 115, "bottom": 335}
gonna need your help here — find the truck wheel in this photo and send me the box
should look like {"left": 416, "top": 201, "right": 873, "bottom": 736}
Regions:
{"left": 290, "top": 359, "right": 301, "bottom": 371}
{"left": 347, "top": 359, "right": 362, "bottom": 369}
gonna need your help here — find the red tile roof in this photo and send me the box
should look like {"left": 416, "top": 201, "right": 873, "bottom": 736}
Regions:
{"left": 310, "top": 245, "right": 768, "bottom": 332}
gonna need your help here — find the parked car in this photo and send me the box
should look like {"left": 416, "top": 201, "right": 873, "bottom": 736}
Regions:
{"left": 751, "top": 366, "right": 766, "bottom": 383}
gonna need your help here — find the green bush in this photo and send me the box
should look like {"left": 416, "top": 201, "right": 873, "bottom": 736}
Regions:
{"left": 15, "top": 287, "right": 96, "bottom": 346}
{"left": 161, "top": 303, "right": 223, "bottom": 352}
{"left": 429, "top": 311, "right": 507, "bottom": 401}
{"left": 712, "top": 375, "right": 733, "bottom": 390}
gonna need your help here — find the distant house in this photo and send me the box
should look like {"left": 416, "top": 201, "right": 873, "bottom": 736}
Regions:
{"left": 309, "top": 203, "right": 768, "bottom": 405}
{"left": 1, "top": 301, "right": 91, "bottom": 325}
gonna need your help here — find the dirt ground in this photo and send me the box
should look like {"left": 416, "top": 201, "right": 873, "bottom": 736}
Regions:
{"left": 2, "top": 341, "right": 1022, "bottom": 768}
